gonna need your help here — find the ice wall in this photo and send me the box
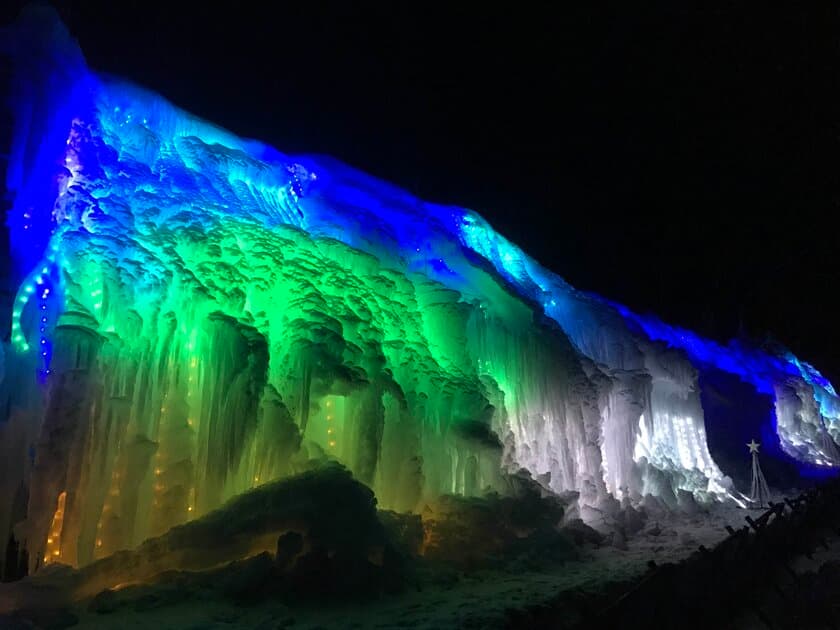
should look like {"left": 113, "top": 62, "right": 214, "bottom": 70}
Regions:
{"left": 1, "top": 8, "right": 838, "bottom": 574}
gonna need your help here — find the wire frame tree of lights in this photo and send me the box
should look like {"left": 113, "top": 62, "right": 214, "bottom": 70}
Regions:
{"left": 747, "top": 439, "right": 771, "bottom": 509}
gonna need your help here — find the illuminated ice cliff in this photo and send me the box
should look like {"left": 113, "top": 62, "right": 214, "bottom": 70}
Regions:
{"left": 1, "top": 8, "right": 838, "bottom": 574}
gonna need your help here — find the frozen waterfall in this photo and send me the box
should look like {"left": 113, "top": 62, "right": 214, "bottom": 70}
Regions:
{"left": 1, "top": 7, "right": 838, "bottom": 575}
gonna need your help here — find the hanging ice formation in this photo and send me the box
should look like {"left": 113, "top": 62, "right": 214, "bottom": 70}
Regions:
{"left": 1, "top": 8, "right": 838, "bottom": 572}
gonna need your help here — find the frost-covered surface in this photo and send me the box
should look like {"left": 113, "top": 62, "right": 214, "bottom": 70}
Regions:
{"left": 1, "top": 6, "right": 838, "bottom": 577}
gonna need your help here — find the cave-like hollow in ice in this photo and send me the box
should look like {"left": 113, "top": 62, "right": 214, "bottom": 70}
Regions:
{"left": 1, "top": 8, "right": 838, "bottom": 575}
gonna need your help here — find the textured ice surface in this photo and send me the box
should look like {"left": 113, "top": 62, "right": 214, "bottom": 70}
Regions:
{"left": 1, "top": 7, "right": 838, "bottom": 573}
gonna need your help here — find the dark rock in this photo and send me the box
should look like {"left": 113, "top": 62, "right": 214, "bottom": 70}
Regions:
{"left": 620, "top": 505, "right": 647, "bottom": 535}
{"left": 611, "top": 529, "right": 628, "bottom": 551}
{"left": 640, "top": 494, "right": 668, "bottom": 519}
{"left": 420, "top": 479, "right": 569, "bottom": 569}
{"left": 275, "top": 531, "right": 304, "bottom": 570}
{"left": 88, "top": 588, "right": 119, "bottom": 614}
{"left": 644, "top": 522, "right": 662, "bottom": 537}
{"left": 679, "top": 532, "right": 696, "bottom": 546}
{"left": 212, "top": 609, "right": 241, "bottom": 623}
{"left": 5, "top": 608, "right": 79, "bottom": 629}
{"left": 676, "top": 489, "right": 700, "bottom": 515}
{"left": 218, "top": 552, "right": 275, "bottom": 602}
{"left": 378, "top": 510, "right": 424, "bottom": 556}
{"left": 290, "top": 546, "right": 332, "bottom": 595}
{"left": 561, "top": 518, "right": 604, "bottom": 546}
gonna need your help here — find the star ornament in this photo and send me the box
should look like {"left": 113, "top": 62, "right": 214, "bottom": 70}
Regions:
{"left": 747, "top": 439, "right": 761, "bottom": 454}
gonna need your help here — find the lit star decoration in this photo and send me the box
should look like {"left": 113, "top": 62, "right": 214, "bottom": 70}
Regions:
{"left": 747, "top": 439, "right": 761, "bottom": 454}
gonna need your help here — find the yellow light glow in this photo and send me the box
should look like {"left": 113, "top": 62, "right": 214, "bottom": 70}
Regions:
{"left": 43, "top": 491, "right": 66, "bottom": 564}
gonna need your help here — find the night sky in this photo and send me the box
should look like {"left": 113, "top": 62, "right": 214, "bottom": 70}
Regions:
{"left": 3, "top": 3, "right": 840, "bottom": 380}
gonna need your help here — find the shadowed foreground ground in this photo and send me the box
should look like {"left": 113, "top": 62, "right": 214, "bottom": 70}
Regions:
{"left": 3, "top": 463, "right": 838, "bottom": 629}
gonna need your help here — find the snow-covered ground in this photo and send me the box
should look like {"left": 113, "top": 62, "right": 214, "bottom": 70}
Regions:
{"left": 52, "top": 503, "right": 751, "bottom": 630}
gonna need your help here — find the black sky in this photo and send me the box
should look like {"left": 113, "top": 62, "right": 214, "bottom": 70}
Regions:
{"left": 3, "top": 3, "right": 840, "bottom": 381}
